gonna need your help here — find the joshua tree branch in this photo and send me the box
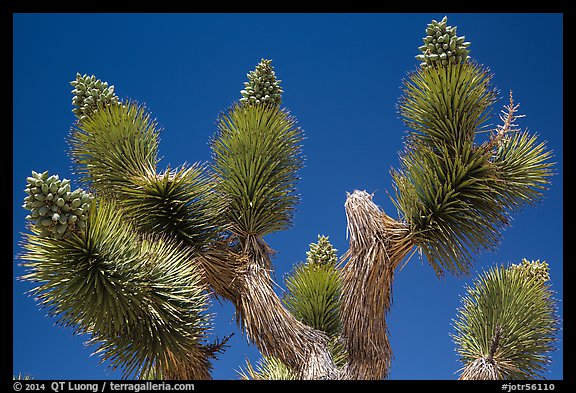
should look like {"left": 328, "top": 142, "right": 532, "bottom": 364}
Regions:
{"left": 338, "top": 190, "right": 413, "bottom": 379}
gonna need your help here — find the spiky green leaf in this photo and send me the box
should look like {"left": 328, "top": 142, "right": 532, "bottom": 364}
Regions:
{"left": 20, "top": 197, "right": 213, "bottom": 379}
{"left": 452, "top": 260, "right": 559, "bottom": 380}
{"left": 69, "top": 102, "right": 159, "bottom": 194}
{"left": 211, "top": 103, "right": 304, "bottom": 238}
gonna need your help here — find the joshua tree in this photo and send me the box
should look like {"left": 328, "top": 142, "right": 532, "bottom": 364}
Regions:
{"left": 19, "top": 16, "right": 556, "bottom": 380}
{"left": 453, "top": 259, "right": 559, "bottom": 380}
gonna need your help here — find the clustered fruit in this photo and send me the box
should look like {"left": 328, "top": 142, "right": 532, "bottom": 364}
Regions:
{"left": 70, "top": 73, "right": 119, "bottom": 121}
{"left": 416, "top": 16, "right": 471, "bottom": 68}
{"left": 240, "top": 59, "right": 283, "bottom": 106}
{"left": 509, "top": 259, "right": 550, "bottom": 284}
{"left": 23, "top": 171, "right": 93, "bottom": 239}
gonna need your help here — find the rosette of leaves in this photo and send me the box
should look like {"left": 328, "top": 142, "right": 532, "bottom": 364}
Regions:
{"left": 415, "top": 16, "right": 471, "bottom": 68}
{"left": 22, "top": 170, "right": 93, "bottom": 239}
{"left": 452, "top": 259, "right": 559, "bottom": 380}
{"left": 240, "top": 59, "right": 283, "bottom": 106}
{"left": 284, "top": 235, "right": 342, "bottom": 337}
{"left": 238, "top": 356, "right": 297, "bottom": 380}
{"left": 71, "top": 73, "right": 119, "bottom": 121}
{"left": 20, "top": 198, "right": 216, "bottom": 379}
{"left": 395, "top": 52, "right": 553, "bottom": 276}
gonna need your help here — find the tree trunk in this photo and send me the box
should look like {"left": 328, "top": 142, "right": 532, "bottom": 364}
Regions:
{"left": 339, "top": 190, "right": 413, "bottom": 379}
{"left": 199, "top": 191, "right": 413, "bottom": 380}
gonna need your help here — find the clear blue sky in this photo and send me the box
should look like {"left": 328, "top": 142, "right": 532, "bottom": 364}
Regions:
{"left": 12, "top": 13, "right": 563, "bottom": 380}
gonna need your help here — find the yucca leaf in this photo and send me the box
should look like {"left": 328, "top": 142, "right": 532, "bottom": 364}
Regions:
{"left": 398, "top": 61, "right": 497, "bottom": 152}
{"left": 392, "top": 141, "right": 508, "bottom": 275}
{"left": 69, "top": 101, "right": 160, "bottom": 194}
{"left": 20, "top": 197, "right": 214, "bottom": 379}
{"left": 452, "top": 260, "right": 559, "bottom": 380}
{"left": 237, "top": 356, "right": 296, "bottom": 380}
{"left": 491, "top": 131, "right": 554, "bottom": 212}
{"left": 118, "top": 164, "right": 226, "bottom": 251}
{"left": 284, "top": 263, "right": 342, "bottom": 337}
{"left": 393, "top": 61, "right": 554, "bottom": 277}
{"left": 211, "top": 103, "right": 304, "bottom": 238}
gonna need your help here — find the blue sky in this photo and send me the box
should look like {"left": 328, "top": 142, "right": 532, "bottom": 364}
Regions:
{"left": 12, "top": 13, "right": 563, "bottom": 380}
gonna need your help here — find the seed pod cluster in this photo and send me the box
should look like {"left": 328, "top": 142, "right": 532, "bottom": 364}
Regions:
{"left": 509, "top": 259, "right": 550, "bottom": 284}
{"left": 416, "top": 16, "right": 471, "bottom": 68}
{"left": 22, "top": 170, "right": 94, "bottom": 239}
{"left": 240, "top": 59, "right": 283, "bottom": 106}
{"left": 70, "top": 73, "right": 119, "bottom": 121}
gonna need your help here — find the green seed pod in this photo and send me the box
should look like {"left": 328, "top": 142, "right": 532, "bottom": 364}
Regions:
{"left": 68, "top": 214, "right": 78, "bottom": 223}
{"left": 42, "top": 218, "right": 52, "bottom": 227}
{"left": 53, "top": 231, "right": 64, "bottom": 240}
{"left": 50, "top": 183, "right": 58, "bottom": 194}
{"left": 30, "top": 209, "right": 40, "bottom": 218}
{"left": 415, "top": 54, "right": 426, "bottom": 61}
{"left": 51, "top": 205, "right": 59, "bottom": 212}
{"left": 71, "top": 198, "right": 81, "bottom": 208}
{"left": 26, "top": 177, "right": 36, "bottom": 185}
{"left": 46, "top": 193, "right": 54, "bottom": 201}
{"left": 62, "top": 204, "right": 71, "bottom": 213}
{"left": 39, "top": 229, "right": 51, "bottom": 238}
{"left": 59, "top": 214, "right": 68, "bottom": 225}
{"left": 450, "top": 38, "right": 457, "bottom": 50}
{"left": 81, "top": 194, "right": 91, "bottom": 204}
{"left": 57, "top": 187, "right": 67, "bottom": 196}
{"left": 32, "top": 200, "right": 44, "bottom": 208}
{"left": 77, "top": 220, "right": 86, "bottom": 229}
{"left": 34, "top": 180, "right": 43, "bottom": 187}
{"left": 52, "top": 213, "right": 60, "bottom": 222}
{"left": 34, "top": 193, "right": 46, "bottom": 201}
{"left": 56, "top": 198, "right": 65, "bottom": 207}
{"left": 41, "top": 183, "right": 49, "bottom": 194}
{"left": 39, "top": 206, "right": 48, "bottom": 216}
{"left": 442, "top": 59, "right": 448, "bottom": 66}
{"left": 438, "top": 36, "right": 444, "bottom": 43}
{"left": 63, "top": 192, "right": 71, "bottom": 202}
{"left": 81, "top": 203, "right": 90, "bottom": 211}
{"left": 443, "top": 43, "right": 449, "bottom": 50}
{"left": 74, "top": 208, "right": 84, "bottom": 215}
{"left": 40, "top": 171, "right": 49, "bottom": 180}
